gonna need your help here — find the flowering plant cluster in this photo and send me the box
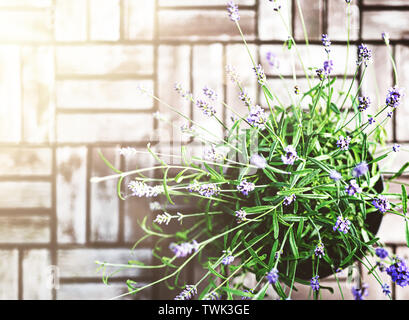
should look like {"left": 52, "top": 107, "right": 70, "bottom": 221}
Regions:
{"left": 93, "top": 1, "right": 409, "bottom": 300}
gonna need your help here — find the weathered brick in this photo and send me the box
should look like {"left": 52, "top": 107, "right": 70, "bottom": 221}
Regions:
{"left": 22, "top": 249, "right": 53, "bottom": 300}
{"left": 159, "top": 0, "right": 255, "bottom": 5}
{"left": 0, "top": 216, "right": 50, "bottom": 243}
{"left": 123, "top": 0, "right": 155, "bottom": 40}
{"left": 0, "top": 45, "right": 21, "bottom": 143}
{"left": 22, "top": 46, "right": 55, "bottom": 143}
{"left": 55, "top": 0, "right": 87, "bottom": 41}
{"left": 192, "top": 44, "right": 224, "bottom": 142}
{"left": 57, "top": 147, "right": 87, "bottom": 244}
{"left": 377, "top": 144, "right": 409, "bottom": 174}
{"left": 90, "top": 148, "right": 120, "bottom": 242}
{"left": 363, "top": 11, "right": 409, "bottom": 40}
{"left": 56, "top": 282, "right": 151, "bottom": 300}
{"left": 395, "top": 45, "right": 409, "bottom": 142}
{"left": 0, "top": 182, "right": 51, "bottom": 208}
{"left": 56, "top": 45, "right": 154, "bottom": 75}
{"left": 258, "top": 0, "right": 291, "bottom": 41}
{"left": 57, "top": 248, "right": 151, "bottom": 278}
{"left": 376, "top": 213, "right": 407, "bottom": 245}
{"left": 0, "top": 148, "right": 52, "bottom": 176}
{"left": 395, "top": 246, "right": 409, "bottom": 300}
{"left": 294, "top": 0, "right": 323, "bottom": 41}
{"left": 157, "top": 45, "right": 191, "bottom": 145}
{"left": 327, "top": 0, "right": 360, "bottom": 41}
{"left": 56, "top": 113, "right": 153, "bottom": 143}
{"left": 0, "top": 0, "right": 52, "bottom": 6}
{"left": 159, "top": 10, "right": 255, "bottom": 41}
{"left": 0, "top": 10, "right": 52, "bottom": 41}
{"left": 0, "top": 250, "right": 18, "bottom": 299}
{"left": 56, "top": 80, "right": 153, "bottom": 110}
{"left": 90, "top": 0, "right": 120, "bottom": 41}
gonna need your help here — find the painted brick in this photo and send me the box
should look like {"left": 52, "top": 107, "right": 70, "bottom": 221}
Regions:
{"left": 362, "top": 11, "right": 409, "bottom": 40}
{"left": 327, "top": 0, "right": 360, "bottom": 41}
{"left": 56, "top": 45, "right": 154, "bottom": 75}
{"left": 22, "top": 46, "right": 55, "bottom": 143}
{"left": 395, "top": 45, "right": 409, "bottom": 142}
{"left": 0, "top": 216, "right": 50, "bottom": 243}
{"left": 363, "top": 0, "right": 409, "bottom": 5}
{"left": 56, "top": 80, "right": 153, "bottom": 110}
{"left": 258, "top": 0, "right": 291, "bottom": 41}
{"left": 0, "top": 250, "right": 18, "bottom": 299}
{"left": 0, "top": 148, "right": 52, "bottom": 176}
{"left": 90, "top": 0, "right": 120, "bottom": 41}
{"left": 123, "top": 0, "right": 155, "bottom": 40}
{"left": 0, "top": 182, "right": 51, "bottom": 208}
{"left": 90, "top": 148, "right": 120, "bottom": 242}
{"left": 159, "top": 0, "right": 255, "bottom": 5}
{"left": 157, "top": 45, "right": 191, "bottom": 145}
{"left": 55, "top": 0, "right": 87, "bottom": 41}
{"left": 0, "top": 10, "right": 52, "bottom": 41}
{"left": 294, "top": 0, "right": 323, "bottom": 41}
{"left": 57, "top": 147, "right": 87, "bottom": 244}
{"left": 159, "top": 10, "right": 256, "bottom": 41}
{"left": 0, "top": 0, "right": 52, "bottom": 6}
{"left": 57, "top": 248, "right": 151, "bottom": 278}
{"left": 376, "top": 213, "right": 408, "bottom": 245}
{"left": 0, "top": 45, "right": 21, "bottom": 143}
{"left": 56, "top": 113, "right": 153, "bottom": 143}
{"left": 56, "top": 282, "right": 151, "bottom": 300}
{"left": 22, "top": 249, "right": 53, "bottom": 300}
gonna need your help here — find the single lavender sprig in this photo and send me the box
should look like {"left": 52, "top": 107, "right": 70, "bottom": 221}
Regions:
{"left": 247, "top": 105, "right": 267, "bottom": 129}
{"left": 386, "top": 86, "right": 404, "bottom": 108}
{"left": 227, "top": 1, "right": 240, "bottom": 22}
{"left": 358, "top": 96, "right": 371, "bottom": 112}
{"left": 372, "top": 195, "right": 391, "bottom": 213}
{"left": 281, "top": 145, "right": 298, "bottom": 165}
{"left": 386, "top": 258, "right": 409, "bottom": 287}
{"left": 203, "top": 86, "right": 218, "bottom": 101}
{"left": 195, "top": 99, "right": 217, "bottom": 117}
{"left": 393, "top": 144, "right": 401, "bottom": 152}
{"left": 345, "top": 179, "right": 362, "bottom": 196}
{"left": 235, "top": 209, "right": 247, "bottom": 223}
{"left": 266, "top": 51, "right": 280, "bottom": 69}
{"left": 375, "top": 247, "right": 389, "bottom": 259}
{"left": 333, "top": 216, "right": 351, "bottom": 234}
{"left": 283, "top": 194, "right": 296, "bottom": 206}
{"left": 253, "top": 64, "right": 267, "bottom": 86}
{"left": 336, "top": 135, "right": 352, "bottom": 151}
{"left": 237, "top": 179, "right": 255, "bottom": 196}
{"left": 382, "top": 283, "right": 391, "bottom": 296}
{"left": 169, "top": 240, "right": 199, "bottom": 258}
{"left": 352, "top": 161, "right": 368, "bottom": 178}
{"left": 352, "top": 284, "right": 369, "bottom": 300}
{"left": 310, "top": 276, "right": 320, "bottom": 292}
{"left": 321, "top": 34, "right": 331, "bottom": 53}
{"left": 314, "top": 243, "right": 325, "bottom": 258}
{"left": 357, "top": 44, "right": 372, "bottom": 66}
{"left": 323, "top": 60, "right": 333, "bottom": 76}
{"left": 174, "top": 285, "right": 197, "bottom": 300}
{"left": 266, "top": 268, "right": 279, "bottom": 284}
{"left": 128, "top": 181, "right": 164, "bottom": 198}
{"left": 329, "top": 170, "right": 342, "bottom": 181}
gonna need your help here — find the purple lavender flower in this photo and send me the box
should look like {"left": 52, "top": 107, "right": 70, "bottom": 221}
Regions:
{"left": 128, "top": 181, "right": 164, "bottom": 197}
{"left": 375, "top": 247, "right": 389, "bottom": 259}
{"left": 222, "top": 255, "right": 235, "bottom": 265}
{"left": 393, "top": 143, "right": 401, "bottom": 152}
{"left": 386, "top": 86, "right": 403, "bottom": 108}
{"left": 237, "top": 179, "right": 255, "bottom": 196}
{"left": 321, "top": 34, "right": 331, "bottom": 53}
{"left": 387, "top": 111, "right": 394, "bottom": 118}
{"left": 169, "top": 240, "right": 199, "bottom": 258}
{"left": 377, "top": 261, "right": 386, "bottom": 272}
{"left": 333, "top": 216, "right": 352, "bottom": 234}
{"left": 174, "top": 285, "right": 197, "bottom": 300}
{"left": 352, "top": 161, "right": 369, "bottom": 178}
{"left": 239, "top": 89, "right": 252, "bottom": 107}
{"left": 241, "top": 289, "right": 254, "bottom": 300}
{"left": 266, "top": 268, "right": 279, "bottom": 284}
{"left": 204, "top": 292, "right": 222, "bottom": 300}
{"left": 196, "top": 99, "right": 216, "bottom": 117}
{"left": 316, "top": 68, "right": 325, "bottom": 81}
{"left": 283, "top": 194, "right": 296, "bottom": 206}
{"left": 227, "top": 1, "right": 240, "bottom": 22}
{"left": 314, "top": 243, "right": 325, "bottom": 258}
{"left": 323, "top": 60, "right": 334, "bottom": 76}
{"left": 174, "top": 82, "right": 192, "bottom": 100}
{"left": 372, "top": 195, "right": 391, "bottom": 213}
{"left": 382, "top": 283, "right": 391, "bottom": 296}
{"left": 352, "top": 284, "right": 369, "bottom": 300}
{"left": 188, "top": 182, "right": 220, "bottom": 198}
{"left": 357, "top": 44, "right": 372, "bottom": 66}
{"left": 203, "top": 86, "right": 218, "bottom": 101}
{"left": 345, "top": 179, "right": 362, "bottom": 196}
{"left": 358, "top": 96, "right": 371, "bottom": 112}
{"left": 386, "top": 258, "right": 409, "bottom": 287}
{"left": 235, "top": 209, "right": 247, "bottom": 223}
{"left": 345, "top": 0, "right": 352, "bottom": 3}
{"left": 329, "top": 170, "right": 342, "bottom": 181}
{"left": 382, "top": 32, "right": 390, "bottom": 45}
{"left": 336, "top": 135, "right": 352, "bottom": 151}
{"left": 310, "top": 276, "right": 320, "bottom": 292}
{"left": 266, "top": 51, "right": 280, "bottom": 69}
{"left": 247, "top": 105, "right": 267, "bottom": 129}
{"left": 368, "top": 116, "right": 375, "bottom": 125}
{"left": 250, "top": 154, "right": 267, "bottom": 169}
{"left": 281, "top": 145, "right": 298, "bottom": 165}
{"left": 253, "top": 64, "right": 267, "bottom": 86}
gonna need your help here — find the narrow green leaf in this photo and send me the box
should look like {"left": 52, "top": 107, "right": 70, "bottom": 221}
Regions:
{"left": 289, "top": 228, "right": 299, "bottom": 259}
{"left": 163, "top": 167, "right": 174, "bottom": 205}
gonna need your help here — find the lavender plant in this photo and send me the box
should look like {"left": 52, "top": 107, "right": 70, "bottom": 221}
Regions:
{"left": 93, "top": 1, "right": 409, "bottom": 300}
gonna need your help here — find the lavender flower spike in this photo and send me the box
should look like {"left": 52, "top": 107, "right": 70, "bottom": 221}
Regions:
{"left": 247, "top": 105, "right": 267, "bottom": 129}
{"left": 314, "top": 243, "right": 325, "bottom": 258}
{"left": 393, "top": 143, "right": 401, "bottom": 152}
{"left": 174, "top": 285, "right": 197, "bottom": 300}
{"left": 250, "top": 154, "right": 267, "bottom": 169}
{"left": 386, "top": 86, "right": 404, "bottom": 108}
{"left": 333, "top": 216, "right": 352, "bottom": 234}
{"left": 336, "top": 135, "right": 352, "bottom": 151}
{"left": 237, "top": 179, "right": 255, "bottom": 196}
{"left": 281, "top": 145, "right": 298, "bottom": 165}
{"left": 235, "top": 209, "right": 247, "bottom": 223}
{"left": 310, "top": 276, "right": 320, "bottom": 292}
{"left": 227, "top": 1, "right": 240, "bottom": 22}
{"left": 329, "top": 170, "right": 342, "bottom": 181}
{"left": 372, "top": 195, "right": 391, "bottom": 213}
{"left": 203, "top": 86, "right": 218, "bottom": 101}
{"left": 358, "top": 96, "right": 371, "bottom": 112}
{"left": 352, "top": 161, "right": 368, "bottom": 178}
{"left": 169, "top": 240, "right": 199, "bottom": 258}
{"left": 266, "top": 268, "right": 279, "bottom": 284}
{"left": 357, "top": 44, "right": 372, "bottom": 66}
{"left": 196, "top": 99, "right": 216, "bottom": 117}
{"left": 345, "top": 179, "right": 362, "bottom": 196}
{"left": 283, "top": 194, "right": 296, "bottom": 206}
{"left": 321, "top": 34, "right": 331, "bottom": 53}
